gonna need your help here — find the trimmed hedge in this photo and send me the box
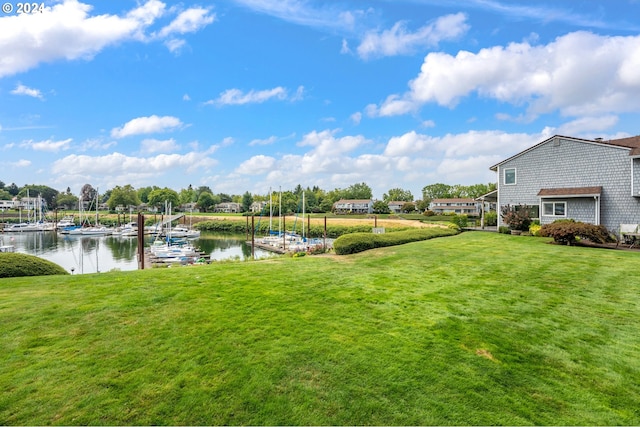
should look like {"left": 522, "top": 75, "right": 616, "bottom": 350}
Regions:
{"left": 0, "top": 253, "right": 69, "bottom": 278}
{"left": 333, "top": 227, "right": 459, "bottom": 255}
{"left": 194, "top": 219, "right": 414, "bottom": 238}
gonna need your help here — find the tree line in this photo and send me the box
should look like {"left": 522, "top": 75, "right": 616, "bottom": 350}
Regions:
{"left": 0, "top": 180, "right": 495, "bottom": 215}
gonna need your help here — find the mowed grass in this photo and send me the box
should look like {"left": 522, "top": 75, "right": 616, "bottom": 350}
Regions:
{"left": 1, "top": 232, "right": 639, "bottom": 425}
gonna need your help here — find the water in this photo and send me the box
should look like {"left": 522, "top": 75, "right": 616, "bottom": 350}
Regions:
{"left": 1, "top": 231, "right": 276, "bottom": 274}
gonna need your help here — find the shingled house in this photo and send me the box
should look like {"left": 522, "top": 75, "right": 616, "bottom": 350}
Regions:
{"left": 490, "top": 134, "right": 640, "bottom": 234}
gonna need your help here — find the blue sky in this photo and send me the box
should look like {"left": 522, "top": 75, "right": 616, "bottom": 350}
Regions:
{"left": 1, "top": 0, "right": 640, "bottom": 199}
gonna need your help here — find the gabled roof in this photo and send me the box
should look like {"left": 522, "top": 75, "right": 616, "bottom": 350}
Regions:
{"left": 490, "top": 134, "right": 640, "bottom": 171}
{"left": 537, "top": 186, "right": 602, "bottom": 197}
{"left": 334, "top": 199, "right": 372, "bottom": 204}
{"left": 431, "top": 198, "right": 476, "bottom": 203}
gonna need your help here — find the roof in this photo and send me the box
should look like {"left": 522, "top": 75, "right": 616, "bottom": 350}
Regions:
{"left": 537, "top": 186, "right": 603, "bottom": 197}
{"left": 490, "top": 134, "right": 640, "bottom": 171}
{"left": 334, "top": 199, "right": 372, "bottom": 204}
{"left": 431, "top": 198, "right": 477, "bottom": 203}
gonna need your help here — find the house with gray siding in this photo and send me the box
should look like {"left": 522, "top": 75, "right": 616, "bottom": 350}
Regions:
{"left": 490, "top": 134, "right": 640, "bottom": 234}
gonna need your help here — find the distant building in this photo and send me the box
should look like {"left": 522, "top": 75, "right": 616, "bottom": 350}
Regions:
{"left": 387, "top": 201, "right": 415, "bottom": 213}
{"left": 429, "top": 198, "right": 480, "bottom": 215}
{"left": 215, "top": 202, "right": 241, "bottom": 213}
{"left": 250, "top": 201, "right": 268, "bottom": 213}
{"left": 333, "top": 199, "right": 373, "bottom": 214}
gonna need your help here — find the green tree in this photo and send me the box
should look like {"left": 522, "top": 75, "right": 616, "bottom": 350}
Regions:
{"left": 6, "top": 183, "right": 19, "bottom": 196}
{"left": 196, "top": 192, "right": 218, "bottom": 213}
{"left": 415, "top": 200, "right": 429, "bottom": 212}
{"left": 56, "top": 193, "right": 79, "bottom": 210}
{"left": 179, "top": 186, "right": 197, "bottom": 206}
{"left": 343, "top": 182, "right": 372, "bottom": 200}
{"left": 217, "top": 193, "right": 232, "bottom": 203}
{"left": 422, "top": 183, "right": 453, "bottom": 202}
{"left": 241, "top": 191, "right": 253, "bottom": 213}
{"left": 401, "top": 202, "right": 416, "bottom": 213}
{"left": 18, "top": 184, "right": 60, "bottom": 209}
{"left": 147, "top": 188, "right": 180, "bottom": 211}
{"left": 0, "top": 189, "right": 11, "bottom": 200}
{"left": 372, "top": 200, "right": 390, "bottom": 214}
{"left": 80, "top": 184, "right": 97, "bottom": 204}
{"left": 383, "top": 188, "right": 414, "bottom": 202}
{"left": 0, "top": 180, "right": 5, "bottom": 190}
{"left": 137, "top": 186, "right": 159, "bottom": 204}
{"left": 107, "top": 185, "right": 140, "bottom": 211}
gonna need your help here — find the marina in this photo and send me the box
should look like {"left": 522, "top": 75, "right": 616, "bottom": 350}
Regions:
{"left": 0, "top": 231, "right": 276, "bottom": 274}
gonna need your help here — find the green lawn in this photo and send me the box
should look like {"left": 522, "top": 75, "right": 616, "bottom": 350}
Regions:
{"left": 1, "top": 232, "right": 639, "bottom": 425}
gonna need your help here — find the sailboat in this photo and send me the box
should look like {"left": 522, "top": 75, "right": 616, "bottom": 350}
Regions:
{"left": 81, "top": 190, "right": 112, "bottom": 235}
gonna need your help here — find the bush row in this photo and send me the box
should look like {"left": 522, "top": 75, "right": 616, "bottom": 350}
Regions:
{"left": 333, "top": 227, "right": 459, "bottom": 255}
{"left": 194, "top": 220, "right": 414, "bottom": 238}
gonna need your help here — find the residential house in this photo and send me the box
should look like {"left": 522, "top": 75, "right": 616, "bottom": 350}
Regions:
{"left": 215, "top": 202, "right": 241, "bottom": 213}
{"left": 0, "top": 200, "right": 15, "bottom": 209}
{"left": 490, "top": 134, "right": 640, "bottom": 233}
{"left": 387, "top": 201, "right": 415, "bottom": 213}
{"left": 250, "top": 201, "right": 268, "bottom": 213}
{"left": 333, "top": 199, "right": 373, "bottom": 214}
{"left": 180, "top": 202, "right": 200, "bottom": 213}
{"left": 429, "top": 198, "right": 480, "bottom": 216}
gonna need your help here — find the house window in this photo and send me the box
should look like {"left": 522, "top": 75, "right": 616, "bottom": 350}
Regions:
{"left": 543, "top": 202, "right": 566, "bottom": 217}
{"left": 504, "top": 168, "right": 516, "bottom": 185}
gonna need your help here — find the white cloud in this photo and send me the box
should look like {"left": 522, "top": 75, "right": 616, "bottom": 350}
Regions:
{"left": 157, "top": 7, "right": 215, "bottom": 37}
{"left": 357, "top": 13, "right": 469, "bottom": 59}
{"left": 371, "top": 31, "right": 640, "bottom": 119}
{"left": 140, "top": 138, "right": 180, "bottom": 154}
{"left": 0, "top": 0, "right": 215, "bottom": 78}
{"left": 10, "top": 159, "right": 31, "bottom": 168}
{"left": 78, "top": 137, "right": 117, "bottom": 152}
{"left": 164, "top": 38, "right": 187, "bottom": 53}
{"left": 235, "top": 155, "right": 277, "bottom": 175}
{"left": 111, "top": 115, "right": 183, "bottom": 138}
{"left": 206, "top": 87, "right": 289, "bottom": 106}
{"left": 350, "top": 112, "right": 362, "bottom": 125}
{"left": 183, "top": 94, "right": 191, "bottom": 101}
{"left": 20, "top": 138, "right": 73, "bottom": 152}
{"left": 556, "top": 115, "right": 619, "bottom": 136}
{"left": 249, "top": 136, "right": 278, "bottom": 146}
{"left": 10, "top": 83, "right": 44, "bottom": 99}
{"left": 51, "top": 151, "right": 218, "bottom": 186}
{"left": 230, "top": 0, "right": 363, "bottom": 33}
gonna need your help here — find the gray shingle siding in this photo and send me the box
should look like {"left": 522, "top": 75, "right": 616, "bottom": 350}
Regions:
{"left": 496, "top": 136, "right": 640, "bottom": 233}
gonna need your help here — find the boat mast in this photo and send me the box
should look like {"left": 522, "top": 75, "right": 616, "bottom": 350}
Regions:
{"left": 269, "top": 186, "right": 273, "bottom": 233}
{"left": 278, "top": 186, "right": 282, "bottom": 236}
{"left": 302, "top": 191, "right": 305, "bottom": 240}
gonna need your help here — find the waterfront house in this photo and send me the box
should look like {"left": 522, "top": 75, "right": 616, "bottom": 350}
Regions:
{"left": 490, "top": 134, "right": 640, "bottom": 234}
{"left": 429, "top": 198, "right": 480, "bottom": 216}
{"left": 333, "top": 199, "right": 374, "bottom": 214}
{"left": 215, "top": 202, "right": 241, "bottom": 213}
{"left": 388, "top": 201, "right": 416, "bottom": 213}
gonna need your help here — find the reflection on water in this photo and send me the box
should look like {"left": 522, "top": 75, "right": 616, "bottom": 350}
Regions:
{"left": 2, "top": 231, "right": 275, "bottom": 275}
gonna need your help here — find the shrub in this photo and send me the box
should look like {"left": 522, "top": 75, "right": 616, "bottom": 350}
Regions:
{"left": 484, "top": 211, "right": 498, "bottom": 226}
{"left": 539, "top": 221, "right": 615, "bottom": 246}
{"left": 423, "top": 210, "right": 435, "bottom": 216}
{"left": 450, "top": 214, "right": 468, "bottom": 229}
{"left": 498, "top": 226, "right": 510, "bottom": 234}
{"left": 333, "top": 227, "right": 458, "bottom": 255}
{"left": 0, "top": 253, "right": 69, "bottom": 278}
{"left": 500, "top": 204, "right": 532, "bottom": 231}
{"left": 529, "top": 223, "right": 542, "bottom": 236}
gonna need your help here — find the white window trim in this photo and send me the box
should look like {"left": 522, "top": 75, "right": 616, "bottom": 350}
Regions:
{"left": 504, "top": 167, "right": 517, "bottom": 185}
{"left": 542, "top": 201, "right": 566, "bottom": 217}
